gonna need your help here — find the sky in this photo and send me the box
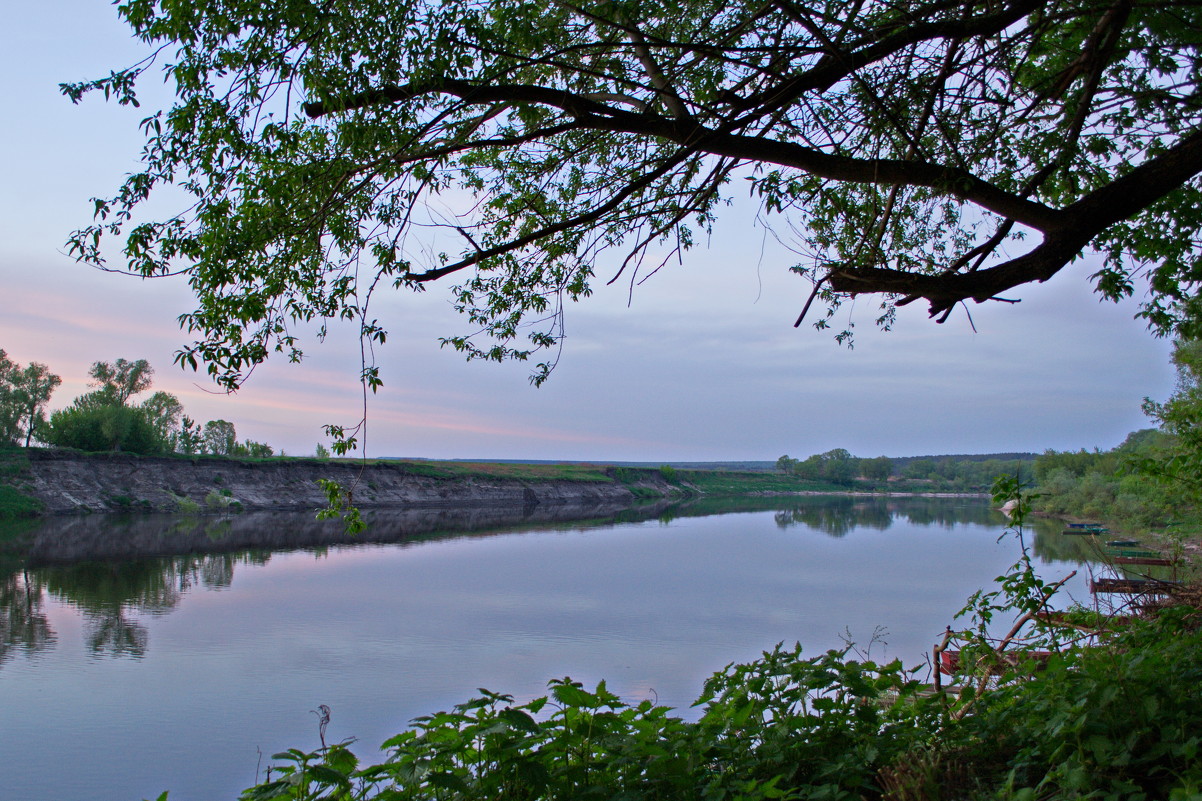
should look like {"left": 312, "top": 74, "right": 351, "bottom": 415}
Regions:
{"left": 0, "top": 1, "right": 1178, "bottom": 462}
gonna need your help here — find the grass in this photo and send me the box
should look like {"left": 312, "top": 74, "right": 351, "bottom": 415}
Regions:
{"left": 391, "top": 460, "right": 617, "bottom": 482}
{"left": 678, "top": 469, "right": 864, "bottom": 495}
{"left": 0, "top": 449, "right": 41, "bottom": 519}
{"left": 0, "top": 484, "right": 42, "bottom": 519}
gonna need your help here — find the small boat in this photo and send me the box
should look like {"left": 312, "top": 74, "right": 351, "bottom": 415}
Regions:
{"left": 1091, "top": 577, "right": 1180, "bottom": 594}
{"left": 939, "top": 649, "right": 1055, "bottom": 675}
{"left": 1106, "top": 548, "right": 1162, "bottom": 559}
{"left": 1065, "top": 522, "right": 1103, "bottom": 529}
{"left": 1107, "top": 539, "right": 1139, "bottom": 547}
{"left": 1062, "top": 527, "right": 1108, "bottom": 535}
{"left": 1112, "top": 556, "right": 1174, "bottom": 567}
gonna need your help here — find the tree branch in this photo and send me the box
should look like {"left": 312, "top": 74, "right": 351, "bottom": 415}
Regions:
{"left": 306, "top": 78, "right": 1063, "bottom": 229}
{"left": 402, "top": 148, "right": 695, "bottom": 283}
{"left": 828, "top": 126, "right": 1202, "bottom": 315}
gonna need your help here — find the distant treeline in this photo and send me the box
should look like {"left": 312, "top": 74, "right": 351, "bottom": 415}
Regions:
{"left": 424, "top": 454, "right": 1038, "bottom": 477}
{"left": 888, "top": 452, "right": 1039, "bottom": 471}
{"left": 773, "top": 449, "right": 1036, "bottom": 490}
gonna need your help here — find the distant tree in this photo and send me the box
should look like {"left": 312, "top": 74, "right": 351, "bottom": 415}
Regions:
{"left": 232, "top": 439, "right": 274, "bottom": 458}
{"left": 315, "top": 443, "right": 330, "bottom": 460}
{"left": 88, "top": 359, "right": 153, "bottom": 406}
{"left": 140, "top": 390, "right": 183, "bottom": 447}
{"left": 794, "top": 455, "right": 823, "bottom": 481}
{"left": 0, "top": 352, "right": 63, "bottom": 448}
{"left": 0, "top": 350, "right": 16, "bottom": 445}
{"left": 175, "top": 415, "right": 205, "bottom": 455}
{"left": 44, "top": 358, "right": 171, "bottom": 454}
{"left": 1139, "top": 339, "right": 1202, "bottom": 498}
{"left": 1115, "top": 428, "right": 1170, "bottom": 454}
{"left": 203, "top": 420, "right": 237, "bottom": 456}
{"left": 902, "top": 459, "right": 937, "bottom": 481}
{"left": 860, "top": 456, "right": 892, "bottom": 482}
{"left": 775, "top": 455, "right": 798, "bottom": 474}
{"left": 11, "top": 363, "right": 62, "bottom": 447}
{"left": 819, "top": 449, "right": 858, "bottom": 486}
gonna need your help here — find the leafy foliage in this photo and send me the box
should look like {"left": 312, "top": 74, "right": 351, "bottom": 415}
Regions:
{"left": 966, "top": 606, "right": 1202, "bottom": 799}
{"left": 203, "top": 419, "right": 238, "bottom": 456}
{"left": 38, "top": 358, "right": 275, "bottom": 458}
{"left": 88, "top": 358, "right": 153, "bottom": 406}
{"left": 240, "top": 649, "right": 936, "bottom": 801}
{"left": 43, "top": 403, "right": 164, "bottom": 455}
{"left": 63, "top": 0, "right": 1202, "bottom": 395}
{"left": 776, "top": 448, "right": 1032, "bottom": 490}
{"left": 44, "top": 358, "right": 182, "bottom": 455}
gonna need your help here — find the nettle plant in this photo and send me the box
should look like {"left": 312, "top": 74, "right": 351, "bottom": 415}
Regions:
{"left": 236, "top": 651, "right": 942, "bottom": 801}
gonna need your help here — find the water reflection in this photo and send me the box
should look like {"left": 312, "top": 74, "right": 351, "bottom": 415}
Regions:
{"left": 0, "top": 571, "right": 56, "bottom": 666}
{"left": 770, "top": 495, "right": 1004, "bottom": 536}
{"left": 0, "top": 496, "right": 1102, "bottom": 665}
{"left": 15, "top": 499, "right": 673, "bottom": 565}
{"left": 37, "top": 553, "right": 265, "bottom": 657}
{"left": 0, "top": 496, "right": 1104, "bottom": 801}
{"left": 1, "top": 501, "right": 674, "bottom": 663}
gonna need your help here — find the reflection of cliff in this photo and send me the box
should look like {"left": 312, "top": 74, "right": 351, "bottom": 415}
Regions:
{"left": 1, "top": 571, "right": 55, "bottom": 665}
{"left": 6, "top": 502, "right": 676, "bottom": 661}
{"left": 22, "top": 500, "right": 676, "bottom": 564}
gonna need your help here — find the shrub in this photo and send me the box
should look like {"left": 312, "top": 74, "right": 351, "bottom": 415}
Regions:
{"left": 205, "top": 489, "right": 234, "bottom": 509}
{"left": 43, "top": 405, "right": 165, "bottom": 454}
{"left": 172, "top": 494, "right": 200, "bottom": 514}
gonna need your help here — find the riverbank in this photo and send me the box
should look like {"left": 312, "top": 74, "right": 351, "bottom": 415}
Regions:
{"left": 1, "top": 449, "right": 682, "bottom": 516}
{"left": 1035, "top": 508, "right": 1202, "bottom": 568}
{"left": 0, "top": 448, "right": 996, "bottom": 519}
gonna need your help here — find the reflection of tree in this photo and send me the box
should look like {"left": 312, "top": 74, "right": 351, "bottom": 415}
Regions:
{"left": 34, "top": 553, "right": 255, "bottom": 657}
{"left": 0, "top": 570, "right": 56, "bottom": 666}
{"left": 772, "top": 498, "right": 892, "bottom": 537}
{"left": 83, "top": 610, "right": 148, "bottom": 656}
{"left": 896, "top": 499, "right": 1000, "bottom": 527}
{"left": 771, "top": 497, "right": 1006, "bottom": 537}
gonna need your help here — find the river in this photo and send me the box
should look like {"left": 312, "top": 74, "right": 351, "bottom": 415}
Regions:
{"left": 0, "top": 496, "right": 1098, "bottom": 801}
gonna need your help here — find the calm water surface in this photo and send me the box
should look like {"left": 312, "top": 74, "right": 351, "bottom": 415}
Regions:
{"left": 0, "top": 497, "right": 1096, "bottom": 801}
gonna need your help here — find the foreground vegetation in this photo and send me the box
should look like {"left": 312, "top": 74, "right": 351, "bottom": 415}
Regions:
{"left": 207, "top": 488, "right": 1202, "bottom": 801}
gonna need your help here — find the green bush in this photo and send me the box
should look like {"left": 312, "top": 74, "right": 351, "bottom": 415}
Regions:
{"left": 43, "top": 405, "right": 165, "bottom": 454}
{"left": 172, "top": 494, "right": 200, "bottom": 514}
{"left": 205, "top": 489, "right": 234, "bottom": 509}
{"left": 241, "top": 645, "right": 936, "bottom": 801}
{"left": 967, "top": 608, "right": 1202, "bottom": 798}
